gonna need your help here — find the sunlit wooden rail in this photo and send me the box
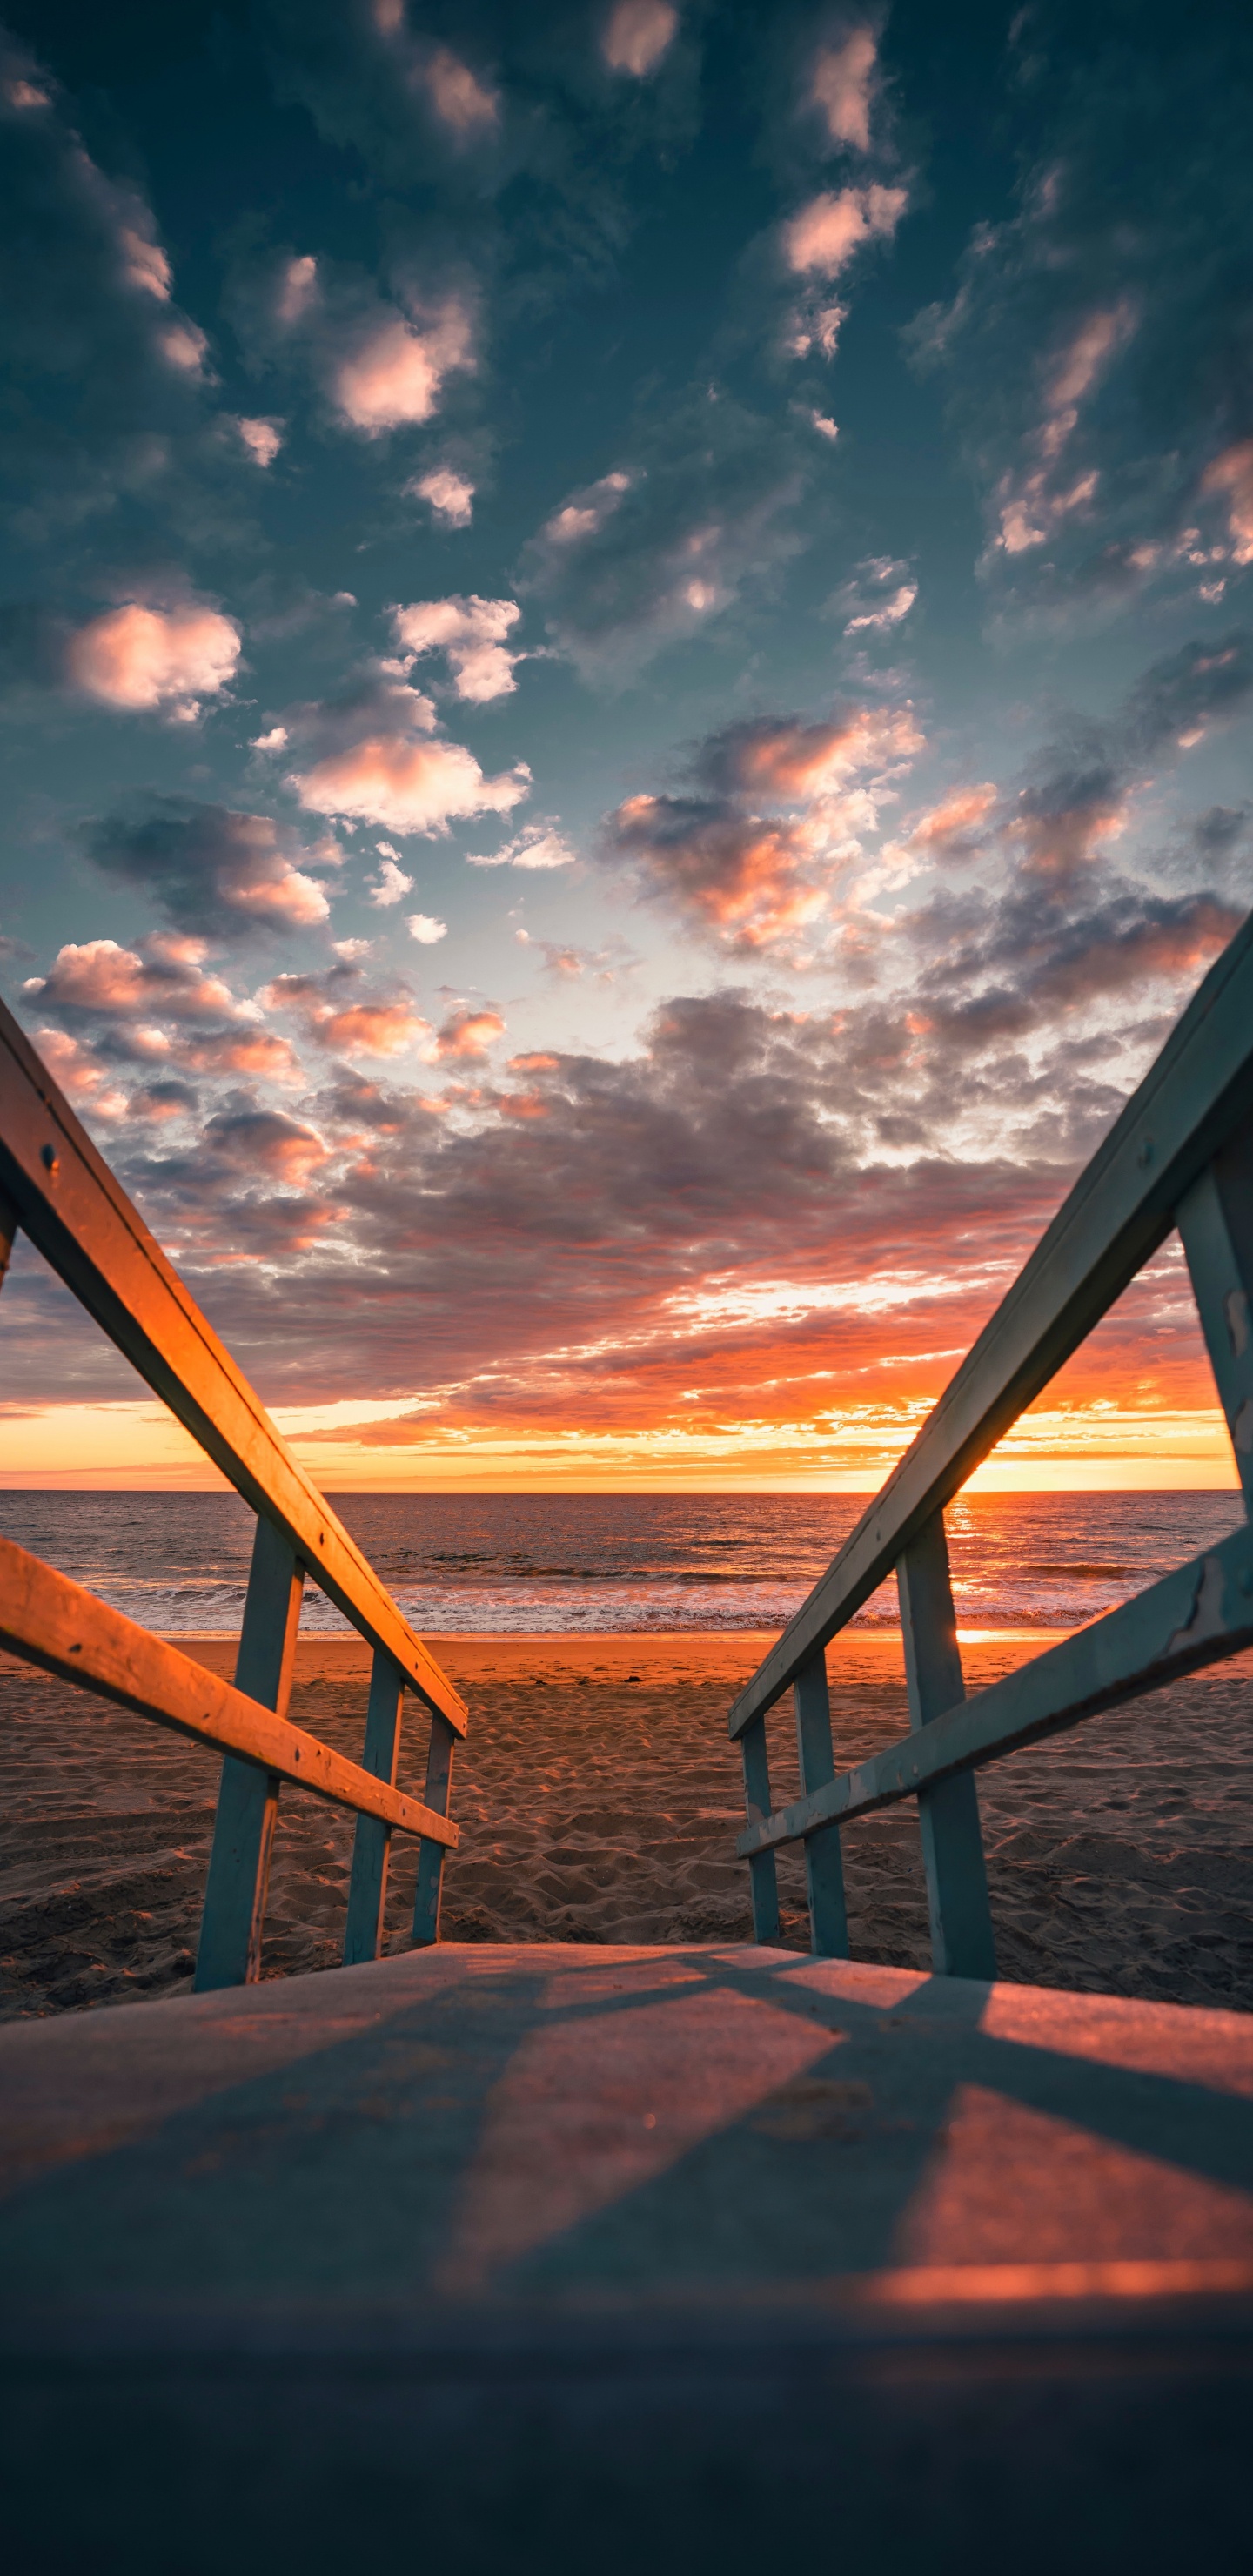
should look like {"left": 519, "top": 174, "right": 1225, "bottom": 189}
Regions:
{"left": 730, "top": 911, "right": 1253, "bottom": 1974}
{"left": 0, "top": 995, "right": 466, "bottom": 1989}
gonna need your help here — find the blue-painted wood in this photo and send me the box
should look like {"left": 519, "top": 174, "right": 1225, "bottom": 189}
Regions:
{"left": 343, "top": 1650, "right": 405, "bottom": 1966}
{"left": 793, "top": 1654, "right": 848, "bottom": 1957}
{"left": 194, "top": 1516, "right": 305, "bottom": 1991}
{"left": 740, "top": 1716, "right": 781, "bottom": 1943}
{"left": 738, "top": 1518, "right": 1253, "bottom": 1858}
{"left": 1177, "top": 1140, "right": 1253, "bottom": 1506}
{"left": 727, "top": 911, "right": 1253, "bottom": 1741}
{"left": 412, "top": 1713, "right": 456, "bottom": 1945}
{"left": 897, "top": 1516, "right": 995, "bottom": 1981}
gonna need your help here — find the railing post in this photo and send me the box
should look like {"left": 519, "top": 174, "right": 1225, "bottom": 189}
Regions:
{"left": 793, "top": 1654, "right": 848, "bottom": 1957}
{"left": 194, "top": 1515, "right": 304, "bottom": 1992}
{"left": 0, "top": 1186, "right": 17, "bottom": 1292}
{"left": 343, "top": 1648, "right": 405, "bottom": 1965}
{"left": 897, "top": 1513, "right": 995, "bottom": 1980}
{"left": 412, "top": 1712, "right": 457, "bottom": 1945}
{"left": 1177, "top": 1136, "right": 1253, "bottom": 1507}
{"left": 740, "top": 1716, "right": 781, "bottom": 1944}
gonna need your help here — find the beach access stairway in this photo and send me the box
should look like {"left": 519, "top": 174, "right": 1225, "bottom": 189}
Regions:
{"left": 3, "top": 938, "right": 1253, "bottom": 2569}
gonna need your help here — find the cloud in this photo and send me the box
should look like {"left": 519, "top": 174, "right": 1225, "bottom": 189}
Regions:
{"left": 30, "top": 1028, "right": 128, "bottom": 1120}
{"left": 87, "top": 799, "right": 337, "bottom": 937}
{"left": 602, "top": 702, "right": 922, "bottom": 951}
{"left": 238, "top": 250, "right": 476, "bottom": 438}
{"left": 601, "top": 2, "right": 679, "bottom": 79}
{"left": 24, "top": 933, "right": 251, "bottom": 1024}
{"left": 906, "top": 784, "right": 998, "bottom": 863}
{"left": 781, "top": 180, "right": 907, "bottom": 362}
{"left": 828, "top": 555, "right": 916, "bottom": 634}
{"left": 407, "top": 913, "right": 448, "bottom": 944}
{"left": 410, "top": 466, "right": 475, "bottom": 527}
{"left": 434, "top": 1006, "right": 506, "bottom": 1060}
{"left": 783, "top": 182, "right": 906, "bottom": 278}
{"left": 262, "top": 964, "right": 433, "bottom": 1058}
{"left": 277, "top": 667, "right": 531, "bottom": 835}
{"left": 204, "top": 1105, "right": 331, "bottom": 1185}
{"left": 807, "top": 25, "right": 879, "bottom": 153}
{"left": 909, "top": 19, "right": 1253, "bottom": 620}
{"left": 367, "top": 850, "right": 413, "bottom": 906}
{"left": 0, "top": 34, "right": 251, "bottom": 547}
{"left": 519, "top": 397, "right": 807, "bottom": 681}
{"left": 466, "top": 824, "right": 577, "bottom": 870}
{"left": 392, "top": 595, "right": 522, "bottom": 701}
{"left": 64, "top": 601, "right": 240, "bottom": 719}
{"left": 234, "top": 417, "right": 284, "bottom": 467}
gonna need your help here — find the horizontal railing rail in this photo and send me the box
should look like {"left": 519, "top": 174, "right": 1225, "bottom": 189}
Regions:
{"left": 0, "top": 1002, "right": 467, "bottom": 1990}
{"left": 0, "top": 1537, "right": 458, "bottom": 1848}
{"left": 728, "top": 912, "right": 1253, "bottom": 1977}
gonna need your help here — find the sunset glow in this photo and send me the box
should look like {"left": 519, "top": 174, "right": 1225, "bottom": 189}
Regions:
{"left": 2, "top": 9, "right": 1250, "bottom": 1494}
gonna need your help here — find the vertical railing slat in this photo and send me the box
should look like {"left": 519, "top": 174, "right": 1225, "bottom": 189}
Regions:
{"left": 1176, "top": 1139, "right": 1253, "bottom": 1508}
{"left": 343, "top": 1648, "right": 405, "bottom": 1965}
{"left": 0, "top": 1187, "right": 17, "bottom": 1292}
{"left": 412, "top": 1714, "right": 457, "bottom": 1946}
{"left": 741, "top": 1716, "right": 781, "bottom": 1944}
{"left": 793, "top": 1654, "right": 848, "bottom": 1956}
{"left": 194, "top": 1515, "right": 304, "bottom": 1992}
{"left": 897, "top": 1513, "right": 995, "bottom": 1981}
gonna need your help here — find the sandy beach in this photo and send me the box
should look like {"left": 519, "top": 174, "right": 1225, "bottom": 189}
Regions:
{"left": 2, "top": 1627, "right": 1251, "bottom": 2022}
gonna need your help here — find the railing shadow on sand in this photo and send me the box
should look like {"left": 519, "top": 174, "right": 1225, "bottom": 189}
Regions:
{"left": 730, "top": 911, "right": 1253, "bottom": 1976}
{"left": 0, "top": 994, "right": 466, "bottom": 1993}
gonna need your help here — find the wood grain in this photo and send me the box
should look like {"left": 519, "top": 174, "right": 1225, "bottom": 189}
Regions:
{"left": 0, "top": 1537, "right": 457, "bottom": 1848}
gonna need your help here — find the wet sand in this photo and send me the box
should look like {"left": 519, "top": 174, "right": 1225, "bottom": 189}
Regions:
{"left": 2, "top": 1629, "right": 1251, "bottom": 2019}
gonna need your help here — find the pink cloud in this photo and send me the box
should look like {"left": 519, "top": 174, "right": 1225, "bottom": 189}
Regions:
{"left": 294, "top": 733, "right": 527, "bottom": 835}
{"left": 783, "top": 183, "right": 906, "bottom": 277}
{"left": 423, "top": 45, "right": 499, "bottom": 133}
{"left": 64, "top": 603, "right": 240, "bottom": 718}
{"left": 411, "top": 467, "right": 475, "bottom": 527}
{"left": 25, "top": 935, "right": 249, "bottom": 1023}
{"left": 331, "top": 299, "right": 474, "bottom": 433}
{"left": 601, "top": 1, "right": 678, "bottom": 78}
{"left": 32, "top": 1028, "right": 128, "bottom": 1118}
{"left": 809, "top": 27, "right": 878, "bottom": 152}
{"left": 907, "top": 784, "right": 998, "bottom": 860}
{"left": 435, "top": 1006, "right": 506, "bottom": 1060}
{"left": 392, "top": 595, "right": 521, "bottom": 701}
{"left": 1201, "top": 440, "right": 1253, "bottom": 567}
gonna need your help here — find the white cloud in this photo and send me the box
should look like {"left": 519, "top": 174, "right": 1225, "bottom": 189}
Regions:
{"left": 466, "top": 825, "right": 576, "bottom": 870}
{"left": 65, "top": 602, "right": 241, "bottom": 718}
{"left": 829, "top": 555, "right": 918, "bottom": 634}
{"left": 368, "top": 853, "right": 414, "bottom": 905}
{"left": 392, "top": 595, "right": 522, "bottom": 702}
{"left": 410, "top": 466, "right": 475, "bottom": 527}
{"left": 601, "top": 1, "right": 678, "bottom": 78}
{"left": 407, "top": 912, "right": 448, "bottom": 943}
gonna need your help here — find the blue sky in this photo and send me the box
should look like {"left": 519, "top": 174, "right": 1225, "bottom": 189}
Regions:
{"left": 2, "top": 0, "right": 1252, "bottom": 1487}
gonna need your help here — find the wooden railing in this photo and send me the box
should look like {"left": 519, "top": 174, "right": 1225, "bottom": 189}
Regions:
{"left": 729, "top": 912, "right": 1253, "bottom": 1975}
{"left": 0, "top": 996, "right": 466, "bottom": 1990}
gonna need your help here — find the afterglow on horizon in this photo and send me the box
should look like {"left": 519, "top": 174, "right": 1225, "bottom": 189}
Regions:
{"left": 1, "top": 3, "right": 1252, "bottom": 1493}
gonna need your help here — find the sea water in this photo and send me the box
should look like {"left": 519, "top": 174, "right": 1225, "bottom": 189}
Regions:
{"left": 0, "top": 1488, "right": 1243, "bottom": 1636}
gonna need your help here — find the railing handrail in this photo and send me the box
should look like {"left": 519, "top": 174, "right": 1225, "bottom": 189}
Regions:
{"left": 0, "top": 994, "right": 466, "bottom": 1737}
{"left": 728, "top": 907, "right": 1253, "bottom": 1741}
{"left": 0, "top": 1534, "right": 458, "bottom": 1847}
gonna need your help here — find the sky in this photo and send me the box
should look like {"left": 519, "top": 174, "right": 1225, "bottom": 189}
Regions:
{"left": 1, "top": 0, "right": 1252, "bottom": 1492}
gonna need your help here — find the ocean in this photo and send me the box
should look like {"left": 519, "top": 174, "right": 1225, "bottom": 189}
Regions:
{"left": 0, "top": 1487, "right": 1243, "bottom": 1637}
